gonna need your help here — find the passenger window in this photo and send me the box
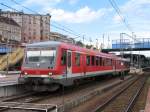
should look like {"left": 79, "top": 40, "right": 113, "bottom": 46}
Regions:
{"left": 99, "top": 57, "right": 102, "bottom": 66}
{"left": 86, "top": 55, "right": 90, "bottom": 66}
{"left": 61, "top": 50, "right": 67, "bottom": 65}
{"left": 75, "top": 53, "right": 80, "bottom": 66}
{"left": 107, "top": 58, "right": 112, "bottom": 66}
{"left": 110, "top": 59, "right": 113, "bottom": 66}
{"left": 106, "top": 58, "right": 110, "bottom": 66}
{"left": 102, "top": 58, "right": 105, "bottom": 66}
{"left": 96, "top": 56, "right": 99, "bottom": 66}
{"left": 91, "top": 56, "right": 95, "bottom": 66}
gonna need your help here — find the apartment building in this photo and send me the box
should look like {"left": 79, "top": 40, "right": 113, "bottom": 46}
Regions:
{"left": 0, "top": 16, "right": 21, "bottom": 43}
{"left": 50, "top": 32, "right": 75, "bottom": 44}
{"left": 0, "top": 10, "right": 51, "bottom": 43}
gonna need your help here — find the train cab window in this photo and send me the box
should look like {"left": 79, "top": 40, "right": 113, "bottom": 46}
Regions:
{"left": 75, "top": 53, "right": 80, "bottom": 66}
{"left": 96, "top": 56, "right": 99, "bottom": 66}
{"left": 86, "top": 55, "right": 90, "bottom": 66}
{"left": 61, "top": 50, "right": 67, "bottom": 65}
{"left": 26, "top": 47, "right": 56, "bottom": 65}
{"left": 91, "top": 56, "right": 95, "bottom": 66}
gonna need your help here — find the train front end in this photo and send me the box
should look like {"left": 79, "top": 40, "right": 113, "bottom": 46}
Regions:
{"left": 19, "top": 42, "right": 60, "bottom": 91}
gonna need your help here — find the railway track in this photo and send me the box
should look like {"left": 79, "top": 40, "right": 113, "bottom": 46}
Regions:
{"left": 0, "top": 75, "right": 134, "bottom": 112}
{"left": 1, "top": 91, "right": 37, "bottom": 102}
{"left": 0, "top": 102, "right": 56, "bottom": 112}
{"left": 2, "top": 92, "right": 56, "bottom": 103}
{"left": 0, "top": 91, "right": 58, "bottom": 112}
{"left": 0, "top": 100, "right": 57, "bottom": 112}
{"left": 91, "top": 75, "right": 146, "bottom": 112}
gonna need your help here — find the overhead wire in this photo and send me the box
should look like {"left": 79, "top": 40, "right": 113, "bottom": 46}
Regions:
{"left": 108, "top": 0, "right": 132, "bottom": 32}
{"left": 9, "top": 0, "right": 83, "bottom": 39}
{"left": 0, "top": 2, "right": 82, "bottom": 40}
{"left": 107, "top": 0, "right": 141, "bottom": 43}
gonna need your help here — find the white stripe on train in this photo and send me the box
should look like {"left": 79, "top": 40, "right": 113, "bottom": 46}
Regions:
{"left": 21, "top": 69, "right": 128, "bottom": 79}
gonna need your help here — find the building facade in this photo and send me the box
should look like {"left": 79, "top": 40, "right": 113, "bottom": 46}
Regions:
{"left": 50, "top": 32, "right": 75, "bottom": 44}
{"left": 0, "top": 11, "right": 51, "bottom": 43}
{"left": 0, "top": 16, "right": 21, "bottom": 43}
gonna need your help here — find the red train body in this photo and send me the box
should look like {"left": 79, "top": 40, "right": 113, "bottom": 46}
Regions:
{"left": 19, "top": 41, "right": 130, "bottom": 91}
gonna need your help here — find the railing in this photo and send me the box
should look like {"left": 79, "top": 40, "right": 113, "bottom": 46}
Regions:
{"left": 112, "top": 38, "right": 150, "bottom": 49}
{"left": 0, "top": 48, "right": 24, "bottom": 71}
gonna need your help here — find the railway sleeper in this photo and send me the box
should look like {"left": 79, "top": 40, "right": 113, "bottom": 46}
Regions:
{"left": 0, "top": 102, "right": 57, "bottom": 112}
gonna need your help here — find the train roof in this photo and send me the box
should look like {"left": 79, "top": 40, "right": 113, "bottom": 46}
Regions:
{"left": 26, "top": 41, "right": 125, "bottom": 60}
{"left": 27, "top": 41, "right": 61, "bottom": 47}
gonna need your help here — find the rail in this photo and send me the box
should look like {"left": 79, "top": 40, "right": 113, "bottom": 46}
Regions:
{"left": 0, "top": 92, "right": 58, "bottom": 112}
{"left": 91, "top": 76, "right": 146, "bottom": 112}
{"left": 0, "top": 102, "right": 57, "bottom": 112}
{"left": 124, "top": 77, "right": 146, "bottom": 112}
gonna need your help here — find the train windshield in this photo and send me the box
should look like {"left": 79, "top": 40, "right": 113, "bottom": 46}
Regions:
{"left": 26, "top": 47, "right": 56, "bottom": 65}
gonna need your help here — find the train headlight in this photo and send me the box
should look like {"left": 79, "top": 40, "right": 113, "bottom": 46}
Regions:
{"left": 24, "top": 72, "right": 28, "bottom": 75}
{"left": 48, "top": 72, "right": 52, "bottom": 76}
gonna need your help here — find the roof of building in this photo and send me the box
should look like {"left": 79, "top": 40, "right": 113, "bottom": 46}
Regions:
{"left": 0, "top": 16, "right": 20, "bottom": 27}
{"left": 50, "top": 32, "right": 75, "bottom": 41}
{"left": 0, "top": 10, "right": 51, "bottom": 17}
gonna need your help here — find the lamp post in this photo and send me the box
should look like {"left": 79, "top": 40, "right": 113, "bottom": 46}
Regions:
{"left": 120, "top": 33, "right": 124, "bottom": 80}
{"left": 102, "top": 33, "right": 104, "bottom": 49}
{"left": 6, "top": 38, "right": 9, "bottom": 75}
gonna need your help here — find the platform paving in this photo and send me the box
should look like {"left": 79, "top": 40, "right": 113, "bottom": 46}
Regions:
{"left": 0, "top": 73, "right": 27, "bottom": 98}
{"left": 0, "top": 74, "right": 19, "bottom": 87}
{"left": 145, "top": 88, "right": 150, "bottom": 112}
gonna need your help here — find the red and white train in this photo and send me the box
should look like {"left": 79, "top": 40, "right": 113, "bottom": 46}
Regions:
{"left": 19, "top": 41, "right": 130, "bottom": 91}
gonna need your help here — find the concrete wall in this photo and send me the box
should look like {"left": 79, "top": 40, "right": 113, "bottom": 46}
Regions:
{"left": 0, "top": 84, "right": 27, "bottom": 97}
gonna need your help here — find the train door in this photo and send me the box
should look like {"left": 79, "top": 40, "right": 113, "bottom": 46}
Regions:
{"left": 67, "top": 50, "right": 72, "bottom": 77}
{"left": 113, "top": 59, "right": 116, "bottom": 71}
{"left": 82, "top": 54, "right": 86, "bottom": 75}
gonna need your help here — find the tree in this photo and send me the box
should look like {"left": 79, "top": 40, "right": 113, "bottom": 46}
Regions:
{"left": 86, "top": 44, "right": 93, "bottom": 49}
{"left": 76, "top": 41, "right": 84, "bottom": 47}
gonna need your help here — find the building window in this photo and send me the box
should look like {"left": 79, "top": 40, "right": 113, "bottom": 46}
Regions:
{"left": 29, "top": 16, "right": 31, "bottom": 24}
{"left": 61, "top": 50, "right": 67, "bottom": 65}
{"left": 86, "top": 55, "right": 90, "bottom": 66}
{"left": 29, "top": 32, "right": 31, "bottom": 36}
{"left": 91, "top": 56, "right": 95, "bottom": 66}
{"left": 33, "top": 31, "right": 36, "bottom": 35}
{"left": 33, "top": 17, "right": 36, "bottom": 24}
{"left": 75, "top": 53, "right": 80, "bottom": 66}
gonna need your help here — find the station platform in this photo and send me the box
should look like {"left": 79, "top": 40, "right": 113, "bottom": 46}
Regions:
{"left": 0, "top": 73, "right": 27, "bottom": 98}
{"left": 145, "top": 88, "right": 150, "bottom": 112}
{"left": 0, "top": 74, "right": 19, "bottom": 86}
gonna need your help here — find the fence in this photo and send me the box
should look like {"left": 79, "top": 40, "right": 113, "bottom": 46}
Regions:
{"left": 112, "top": 38, "right": 150, "bottom": 49}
